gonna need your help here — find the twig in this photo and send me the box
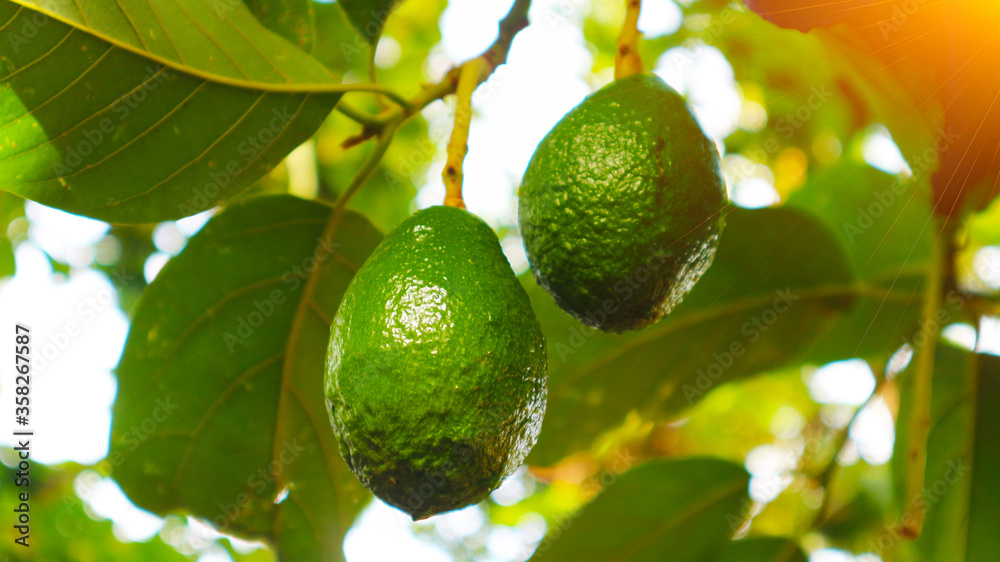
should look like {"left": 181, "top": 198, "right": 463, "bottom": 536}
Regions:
{"left": 615, "top": 0, "right": 644, "bottom": 79}
{"left": 336, "top": 102, "right": 381, "bottom": 127}
{"left": 343, "top": 0, "right": 532, "bottom": 148}
{"left": 900, "top": 216, "right": 957, "bottom": 539}
{"left": 442, "top": 58, "right": 488, "bottom": 208}
{"left": 333, "top": 122, "right": 400, "bottom": 213}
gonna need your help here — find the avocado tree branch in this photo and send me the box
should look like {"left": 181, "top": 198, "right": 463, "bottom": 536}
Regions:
{"left": 615, "top": 0, "right": 645, "bottom": 79}
{"left": 336, "top": 101, "right": 383, "bottom": 127}
{"left": 342, "top": 0, "right": 532, "bottom": 148}
{"left": 442, "top": 58, "right": 488, "bottom": 208}
{"left": 333, "top": 121, "right": 400, "bottom": 213}
{"left": 900, "top": 215, "right": 958, "bottom": 539}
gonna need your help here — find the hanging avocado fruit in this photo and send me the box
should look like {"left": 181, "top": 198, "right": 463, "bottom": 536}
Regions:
{"left": 519, "top": 73, "right": 728, "bottom": 333}
{"left": 325, "top": 205, "right": 547, "bottom": 520}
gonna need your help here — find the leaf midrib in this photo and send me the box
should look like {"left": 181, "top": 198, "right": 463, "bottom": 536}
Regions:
{"left": 271, "top": 206, "right": 358, "bottom": 546}
{"left": 555, "top": 282, "right": 919, "bottom": 393}
{"left": 608, "top": 478, "right": 746, "bottom": 562}
{"left": 11, "top": 0, "right": 340, "bottom": 90}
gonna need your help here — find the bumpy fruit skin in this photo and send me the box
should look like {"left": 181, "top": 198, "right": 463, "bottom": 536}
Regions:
{"left": 519, "top": 73, "right": 727, "bottom": 333}
{"left": 325, "top": 206, "right": 547, "bottom": 520}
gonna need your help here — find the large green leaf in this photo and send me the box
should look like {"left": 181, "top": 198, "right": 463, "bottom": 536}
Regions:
{"left": 893, "top": 347, "right": 1000, "bottom": 561}
{"left": 13, "top": 0, "right": 335, "bottom": 86}
{"left": 338, "top": 0, "right": 401, "bottom": 46}
{"left": 244, "top": 0, "right": 316, "bottom": 53}
{"left": 531, "top": 458, "right": 750, "bottom": 561}
{"left": 111, "top": 195, "right": 382, "bottom": 560}
{"left": 527, "top": 206, "right": 920, "bottom": 465}
{"left": 789, "top": 162, "right": 934, "bottom": 364}
{"left": 715, "top": 537, "right": 807, "bottom": 562}
{"left": 0, "top": 3, "right": 338, "bottom": 223}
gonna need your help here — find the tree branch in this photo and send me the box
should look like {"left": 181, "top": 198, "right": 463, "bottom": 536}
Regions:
{"left": 343, "top": 0, "right": 532, "bottom": 148}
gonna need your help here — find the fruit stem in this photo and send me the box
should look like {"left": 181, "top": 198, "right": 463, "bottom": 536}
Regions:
{"left": 900, "top": 215, "right": 957, "bottom": 539}
{"left": 615, "top": 0, "right": 645, "bottom": 79}
{"left": 442, "top": 58, "right": 488, "bottom": 209}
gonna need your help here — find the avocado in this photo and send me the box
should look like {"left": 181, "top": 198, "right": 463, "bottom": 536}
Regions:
{"left": 325, "top": 205, "right": 547, "bottom": 520}
{"left": 519, "top": 73, "right": 727, "bottom": 333}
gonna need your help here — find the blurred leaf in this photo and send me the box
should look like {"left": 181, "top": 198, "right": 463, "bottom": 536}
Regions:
{"left": 0, "top": 461, "right": 183, "bottom": 561}
{"left": 339, "top": 0, "right": 401, "bottom": 46}
{"left": 93, "top": 225, "right": 156, "bottom": 313}
{"left": 13, "top": 0, "right": 336, "bottom": 85}
{"left": 669, "top": 368, "right": 817, "bottom": 463}
{"left": 111, "top": 195, "right": 382, "bottom": 560}
{"left": 787, "top": 155, "right": 936, "bottom": 283}
{"left": 528, "top": 206, "right": 877, "bottom": 465}
{"left": 532, "top": 458, "right": 749, "bottom": 561}
{"left": 0, "top": 191, "right": 23, "bottom": 278}
{"left": 715, "top": 536, "right": 807, "bottom": 562}
{"left": 244, "top": 0, "right": 316, "bottom": 52}
{"left": 968, "top": 196, "right": 1000, "bottom": 247}
{"left": 0, "top": 3, "right": 338, "bottom": 223}
{"left": 788, "top": 161, "right": 934, "bottom": 363}
{"left": 742, "top": 0, "right": 1000, "bottom": 215}
{"left": 893, "top": 347, "right": 1000, "bottom": 561}
{"left": 0, "top": 237, "right": 12, "bottom": 278}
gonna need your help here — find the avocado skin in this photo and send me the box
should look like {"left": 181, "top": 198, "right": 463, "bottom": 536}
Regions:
{"left": 519, "top": 73, "right": 727, "bottom": 333}
{"left": 325, "top": 206, "right": 547, "bottom": 520}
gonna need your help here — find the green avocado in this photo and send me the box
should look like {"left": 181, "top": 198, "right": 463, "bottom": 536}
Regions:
{"left": 325, "top": 205, "right": 547, "bottom": 520}
{"left": 519, "top": 73, "right": 728, "bottom": 333}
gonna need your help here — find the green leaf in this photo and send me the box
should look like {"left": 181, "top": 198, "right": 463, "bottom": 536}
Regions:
{"left": 0, "top": 461, "right": 184, "bottom": 561}
{"left": 110, "top": 194, "right": 382, "bottom": 560}
{"left": 788, "top": 162, "right": 933, "bottom": 364}
{"left": 788, "top": 162, "right": 935, "bottom": 282}
{"left": 531, "top": 458, "right": 750, "bottom": 561}
{"left": 243, "top": 0, "right": 316, "bottom": 53}
{"left": 892, "top": 347, "right": 1000, "bottom": 562}
{"left": 338, "top": 0, "right": 401, "bottom": 46}
{"left": 0, "top": 190, "right": 23, "bottom": 278}
{"left": 14, "top": 0, "right": 336, "bottom": 86}
{"left": 0, "top": 236, "right": 12, "bottom": 278}
{"left": 0, "top": 3, "right": 338, "bottom": 223}
{"left": 527, "top": 206, "right": 906, "bottom": 465}
{"left": 714, "top": 537, "right": 807, "bottom": 562}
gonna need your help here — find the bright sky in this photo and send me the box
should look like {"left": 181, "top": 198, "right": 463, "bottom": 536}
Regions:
{"left": 1, "top": 0, "right": 998, "bottom": 561}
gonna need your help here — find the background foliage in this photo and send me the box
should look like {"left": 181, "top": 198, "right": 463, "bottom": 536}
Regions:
{"left": 0, "top": 0, "right": 998, "bottom": 560}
